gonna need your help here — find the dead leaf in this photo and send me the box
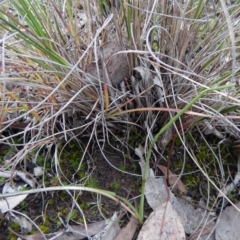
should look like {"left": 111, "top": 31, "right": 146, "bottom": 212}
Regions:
{"left": 15, "top": 217, "right": 118, "bottom": 240}
{"left": 189, "top": 220, "right": 215, "bottom": 240}
{"left": 115, "top": 216, "right": 139, "bottom": 240}
{"left": 138, "top": 158, "right": 194, "bottom": 234}
{"left": 93, "top": 212, "right": 120, "bottom": 240}
{"left": 0, "top": 170, "right": 35, "bottom": 214}
{"left": 157, "top": 164, "right": 187, "bottom": 195}
{"left": 202, "top": 119, "right": 224, "bottom": 139}
{"left": 0, "top": 195, "right": 28, "bottom": 214}
{"left": 139, "top": 159, "right": 170, "bottom": 209}
{"left": 135, "top": 144, "right": 145, "bottom": 161}
{"left": 177, "top": 197, "right": 216, "bottom": 237}
{"left": 153, "top": 75, "right": 165, "bottom": 103}
{"left": 85, "top": 41, "right": 129, "bottom": 86}
{"left": 158, "top": 125, "right": 173, "bottom": 151}
{"left": 136, "top": 145, "right": 216, "bottom": 236}
{"left": 137, "top": 201, "right": 186, "bottom": 240}
{"left": 0, "top": 170, "right": 35, "bottom": 188}
{"left": 132, "top": 66, "right": 152, "bottom": 82}
{"left": 215, "top": 201, "right": 240, "bottom": 240}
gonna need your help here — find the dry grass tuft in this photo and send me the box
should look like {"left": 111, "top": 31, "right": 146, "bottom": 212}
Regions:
{"left": 1, "top": 1, "right": 240, "bottom": 237}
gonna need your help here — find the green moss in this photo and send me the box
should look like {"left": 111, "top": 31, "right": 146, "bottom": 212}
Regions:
{"left": 77, "top": 217, "right": 84, "bottom": 224}
{"left": 80, "top": 201, "right": 91, "bottom": 209}
{"left": 4, "top": 147, "right": 15, "bottom": 155}
{"left": 9, "top": 222, "right": 20, "bottom": 231}
{"left": 57, "top": 207, "right": 64, "bottom": 216}
{"left": 175, "top": 133, "right": 195, "bottom": 146}
{"left": 36, "top": 154, "right": 45, "bottom": 165}
{"left": 128, "top": 128, "right": 146, "bottom": 144}
{"left": 50, "top": 176, "right": 60, "bottom": 186}
{"left": 226, "top": 188, "right": 239, "bottom": 203}
{"left": 37, "top": 216, "right": 51, "bottom": 234}
{"left": 7, "top": 234, "right": 18, "bottom": 240}
{"left": 171, "top": 135, "right": 234, "bottom": 201}
{"left": 112, "top": 181, "right": 120, "bottom": 191}
{"left": 59, "top": 191, "right": 70, "bottom": 200}
{"left": 152, "top": 40, "right": 159, "bottom": 52}
{"left": 19, "top": 200, "right": 27, "bottom": 208}
{"left": 119, "top": 164, "right": 126, "bottom": 171}
{"left": 67, "top": 209, "right": 78, "bottom": 221}
{"left": 57, "top": 141, "right": 86, "bottom": 181}
{"left": 86, "top": 177, "right": 99, "bottom": 188}
{"left": 0, "top": 176, "right": 6, "bottom": 182}
{"left": 174, "top": 137, "right": 181, "bottom": 146}
{"left": 131, "top": 163, "right": 138, "bottom": 172}
{"left": 184, "top": 175, "right": 200, "bottom": 189}
{"left": 7, "top": 222, "right": 20, "bottom": 240}
{"left": 38, "top": 225, "right": 50, "bottom": 233}
{"left": 0, "top": 146, "right": 15, "bottom": 162}
{"left": 78, "top": 170, "right": 85, "bottom": 179}
{"left": 48, "top": 199, "right": 54, "bottom": 205}
{"left": 56, "top": 220, "right": 62, "bottom": 228}
{"left": 131, "top": 178, "right": 141, "bottom": 189}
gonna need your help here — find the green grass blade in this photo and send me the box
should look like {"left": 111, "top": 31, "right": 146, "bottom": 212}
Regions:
{"left": 0, "top": 12, "right": 69, "bottom": 67}
{"left": 139, "top": 84, "right": 234, "bottom": 221}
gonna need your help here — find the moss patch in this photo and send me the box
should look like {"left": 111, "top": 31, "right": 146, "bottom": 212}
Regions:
{"left": 170, "top": 133, "right": 237, "bottom": 204}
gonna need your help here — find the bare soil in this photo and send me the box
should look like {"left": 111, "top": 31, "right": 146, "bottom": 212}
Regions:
{"left": 0, "top": 143, "right": 144, "bottom": 239}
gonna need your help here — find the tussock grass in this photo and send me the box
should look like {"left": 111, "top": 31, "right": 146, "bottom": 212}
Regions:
{"left": 1, "top": 0, "right": 240, "bottom": 237}
{"left": 1, "top": 1, "right": 240, "bottom": 143}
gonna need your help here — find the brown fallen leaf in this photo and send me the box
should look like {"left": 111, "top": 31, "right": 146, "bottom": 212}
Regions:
{"left": 114, "top": 216, "right": 139, "bottom": 240}
{"left": 157, "top": 164, "right": 187, "bottom": 195}
{"left": 137, "top": 201, "right": 186, "bottom": 240}
{"left": 138, "top": 147, "right": 214, "bottom": 235}
{"left": 189, "top": 220, "right": 215, "bottom": 240}
{"left": 85, "top": 41, "right": 129, "bottom": 86}
{"left": 215, "top": 201, "right": 240, "bottom": 240}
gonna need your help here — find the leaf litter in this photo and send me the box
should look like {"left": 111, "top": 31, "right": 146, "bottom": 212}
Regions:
{"left": 8, "top": 217, "right": 117, "bottom": 240}
{"left": 215, "top": 201, "right": 240, "bottom": 240}
{"left": 137, "top": 201, "right": 185, "bottom": 240}
{"left": 156, "top": 164, "right": 187, "bottom": 195}
{"left": 0, "top": 170, "right": 32, "bottom": 214}
{"left": 136, "top": 144, "right": 217, "bottom": 239}
{"left": 115, "top": 215, "right": 139, "bottom": 240}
